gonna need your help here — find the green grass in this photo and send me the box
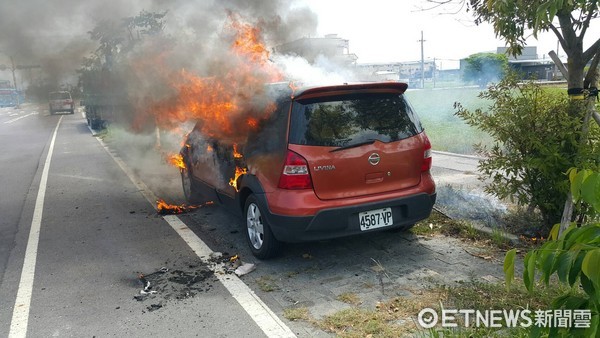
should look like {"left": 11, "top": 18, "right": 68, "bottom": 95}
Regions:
{"left": 406, "top": 87, "right": 493, "bottom": 154}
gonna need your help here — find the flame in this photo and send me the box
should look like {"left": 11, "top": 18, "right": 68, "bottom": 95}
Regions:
{"left": 229, "top": 143, "right": 247, "bottom": 191}
{"left": 207, "top": 145, "right": 214, "bottom": 153}
{"left": 167, "top": 153, "right": 186, "bottom": 169}
{"left": 229, "top": 166, "right": 248, "bottom": 191}
{"left": 129, "top": 14, "right": 282, "bottom": 144}
{"left": 157, "top": 199, "right": 198, "bottom": 214}
{"left": 233, "top": 144, "right": 243, "bottom": 158}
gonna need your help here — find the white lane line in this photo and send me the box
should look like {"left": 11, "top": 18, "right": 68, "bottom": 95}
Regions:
{"left": 163, "top": 216, "right": 295, "bottom": 338}
{"left": 4, "top": 112, "right": 37, "bottom": 124}
{"left": 9, "top": 116, "right": 63, "bottom": 338}
{"left": 95, "top": 137, "right": 296, "bottom": 338}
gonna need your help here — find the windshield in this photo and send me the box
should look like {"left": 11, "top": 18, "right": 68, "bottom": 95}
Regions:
{"left": 288, "top": 93, "right": 423, "bottom": 147}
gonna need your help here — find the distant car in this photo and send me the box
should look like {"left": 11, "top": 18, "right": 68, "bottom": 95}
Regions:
{"left": 180, "top": 82, "right": 436, "bottom": 259}
{"left": 49, "top": 91, "right": 74, "bottom": 114}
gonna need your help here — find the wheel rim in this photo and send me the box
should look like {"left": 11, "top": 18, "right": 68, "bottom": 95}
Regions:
{"left": 181, "top": 168, "right": 192, "bottom": 200}
{"left": 246, "top": 202, "right": 264, "bottom": 250}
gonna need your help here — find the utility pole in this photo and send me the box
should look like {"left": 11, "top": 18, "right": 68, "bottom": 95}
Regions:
{"left": 418, "top": 31, "right": 426, "bottom": 89}
{"left": 10, "top": 56, "right": 18, "bottom": 91}
{"left": 433, "top": 57, "right": 436, "bottom": 88}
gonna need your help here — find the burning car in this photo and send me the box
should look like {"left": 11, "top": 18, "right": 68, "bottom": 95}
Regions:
{"left": 180, "top": 82, "right": 436, "bottom": 259}
{"left": 48, "top": 91, "right": 74, "bottom": 115}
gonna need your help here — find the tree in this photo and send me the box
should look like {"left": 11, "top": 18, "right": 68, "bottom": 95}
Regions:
{"left": 462, "top": 52, "right": 508, "bottom": 87}
{"left": 432, "top": 0, "right": 600, "bottom": 232}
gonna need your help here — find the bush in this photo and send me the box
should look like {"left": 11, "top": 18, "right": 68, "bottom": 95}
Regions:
{"left": 504, "top": 168, "right": 600, "bottom": 337}
{"left": 455, "top": 72, "right": 598, "bottom": 233}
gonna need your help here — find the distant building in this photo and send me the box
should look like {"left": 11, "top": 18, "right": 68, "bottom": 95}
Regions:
{"left": 275, "top": 34, "right": 358, "bottom": 66}
{"left": 354, "top": 61, "right": 436, "bottom": 83}
{"left": 497, "top": 46, "right": 556, "bottom": 80}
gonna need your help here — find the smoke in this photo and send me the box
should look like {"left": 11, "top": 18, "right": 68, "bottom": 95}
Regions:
{"left": 0, "top": 0, "right": 322, "bottom": 87}
{"left": 1, "top": 1, "right": 365, "bottom": 201}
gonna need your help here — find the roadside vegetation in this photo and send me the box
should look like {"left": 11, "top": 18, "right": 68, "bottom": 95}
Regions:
{"left": 456, "top": 72, "right": 600, "bottom": 234}
{"left": 282, "top": 210, "right": 580, "bottom": 337}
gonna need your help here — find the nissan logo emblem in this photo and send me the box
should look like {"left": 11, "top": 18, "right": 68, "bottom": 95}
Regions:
{"left": 368, "top": 153, "right": 380, "bottom": 166}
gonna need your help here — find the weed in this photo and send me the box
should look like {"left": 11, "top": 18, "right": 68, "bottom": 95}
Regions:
{"left": 283, "top": 307, "right": 310, "bottom": 321}
{"left": 255, "top": 275, "right": 278, "bottom": 292}
{"left": 336, "top": 292, "right": 362, "bottom": 305}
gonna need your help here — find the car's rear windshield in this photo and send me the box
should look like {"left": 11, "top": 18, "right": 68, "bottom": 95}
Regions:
{"left": 50, "top": 92, "right": 71, "bottom": 100}
{"left": 288, "top": 92, "right": 423, "bottom": 147}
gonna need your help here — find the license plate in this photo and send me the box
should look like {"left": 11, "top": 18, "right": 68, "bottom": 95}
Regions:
{"left": 359, "top": 208, "right": 393, "bottom": 231}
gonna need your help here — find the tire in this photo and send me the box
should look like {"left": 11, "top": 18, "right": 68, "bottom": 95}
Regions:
{"left": 181, "top": 167, "right": 202, "bottom": 204}
{"left": 90, "top": 118, "right": 101, "bottom": 130}
{"left": 244, "top": 194, "right": 281, "bottom": 259}
{"left": 70, "top": 109, "right": 74, "bottom": 114}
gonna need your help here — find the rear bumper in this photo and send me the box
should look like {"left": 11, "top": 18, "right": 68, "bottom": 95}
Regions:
{"left": 257, "top": 192, "right": 436, "bottom": 242}
{"left": 50, "top": 103, "right": 73, "bottom": 111}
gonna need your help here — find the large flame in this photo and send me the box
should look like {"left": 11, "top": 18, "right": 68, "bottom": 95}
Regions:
{"left": 130, "top": 14, "right": 282, "bottom": 144}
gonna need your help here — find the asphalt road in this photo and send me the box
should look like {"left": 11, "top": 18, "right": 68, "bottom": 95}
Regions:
{"left": 0, "top": 105, "right": 502, "bottom": 337}
{"left": 0, "top": 104, "right": 282, "bottom": 337}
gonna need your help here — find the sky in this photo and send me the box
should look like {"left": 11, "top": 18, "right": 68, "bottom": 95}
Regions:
{"left": 1, "top": 0, "right": 599, "bottom": 85}
{"left": 301, "top": 0, "right": 600, "bottom": 69}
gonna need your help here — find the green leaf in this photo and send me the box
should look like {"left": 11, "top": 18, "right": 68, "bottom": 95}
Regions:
{"left": 579, "top": 273, "right": 596, "bottom": 299}
{"left": 571, "top": 169, "right": 590, "bottom": 202}
{"left": 581, "top": 173, "right": 600, "bottom": 211}
{"left": 539, "top": 241, "right": 559, "bottom": 284}
{"left": 549, "top": 223, "right": 561, "bottom": 240}
{"left": 565, "top": 226, "right": 600, "bottom": 248}
{"left": 551, "top": 293, "right": 571, "bottom": 309}
{"left": 584, "top": 314, "right": 598, "bottom": 338}
{"left": 523, "top": 251, "right": 537, "bottom": 292}
{"left": 504, "top": 248, "right": 517, "bottom": 290}
{"left": 568, "top": 251, "right": 586, "bottom": 287}
{"left": 582, "top": 249, "right": 600, "bottom": 289}
{"left": 556, "top": 249, "right": 578, "bottom": 283}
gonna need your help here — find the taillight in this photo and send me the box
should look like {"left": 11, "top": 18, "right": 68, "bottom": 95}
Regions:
{"left": 278, "top": 150, "right": 313, "bottom": 189}
{"left": 421, "top": 135, "right": 432, "bottom": 172}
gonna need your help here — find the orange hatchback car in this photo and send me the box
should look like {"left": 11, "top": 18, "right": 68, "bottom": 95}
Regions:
{"left": 180, "top": 82, "right": 436, "bottom": 258}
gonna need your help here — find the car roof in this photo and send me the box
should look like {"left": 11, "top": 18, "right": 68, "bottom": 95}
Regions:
{"left": 293, "top": 82, "right": 408, "bottom": 99}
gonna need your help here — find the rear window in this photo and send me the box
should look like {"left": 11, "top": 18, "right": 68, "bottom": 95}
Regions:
{"left": 50, "top": 92, "right": 71, "bottom": 100}
{"left": 289, "top": 93, "right": 423, "bottom": 147}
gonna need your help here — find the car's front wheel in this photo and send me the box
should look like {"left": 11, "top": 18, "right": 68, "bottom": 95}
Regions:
{"left": 180, "top": 167, "right": 202, "bottom": 204}
{"left": 244, "top": 194, "right": 280, "bottom": 259}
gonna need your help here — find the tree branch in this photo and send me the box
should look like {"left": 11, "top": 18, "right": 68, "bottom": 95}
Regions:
{"left": 549, "top": 50, "right": 569, "bottom": 78}
{"left": 583, "top": 37, "right": 600, "bottom": 63}
{"left": 549, "top": 23, "right": 568, "bottom": 51}
{"left": 594, "top": 111, "right": 600, "bottom": 126}
{"left": 579, "top": 0, "right": 598, "bottom": 38}
{"left": 584, "top": 49, "right": 600, "bottom": 88}
{"left": 557, "top": 13, "right": 578, "bottom": 51}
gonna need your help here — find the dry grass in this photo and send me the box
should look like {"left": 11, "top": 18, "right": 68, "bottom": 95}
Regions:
{"left": 283, "top": 307, "right": 310, "bottom": 321}
{"left": 255, "top": 275, "right": 278, "bottom": 292}
{"left": 335, "top": 292, "right": 362, "bottom": 305}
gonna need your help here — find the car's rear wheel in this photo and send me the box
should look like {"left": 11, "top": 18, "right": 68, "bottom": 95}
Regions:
{"left": 180, "top": 167, "right": 202, "bottom": 204}
{"left": 244, "top": 194, "right": 280, "bottom": 259}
